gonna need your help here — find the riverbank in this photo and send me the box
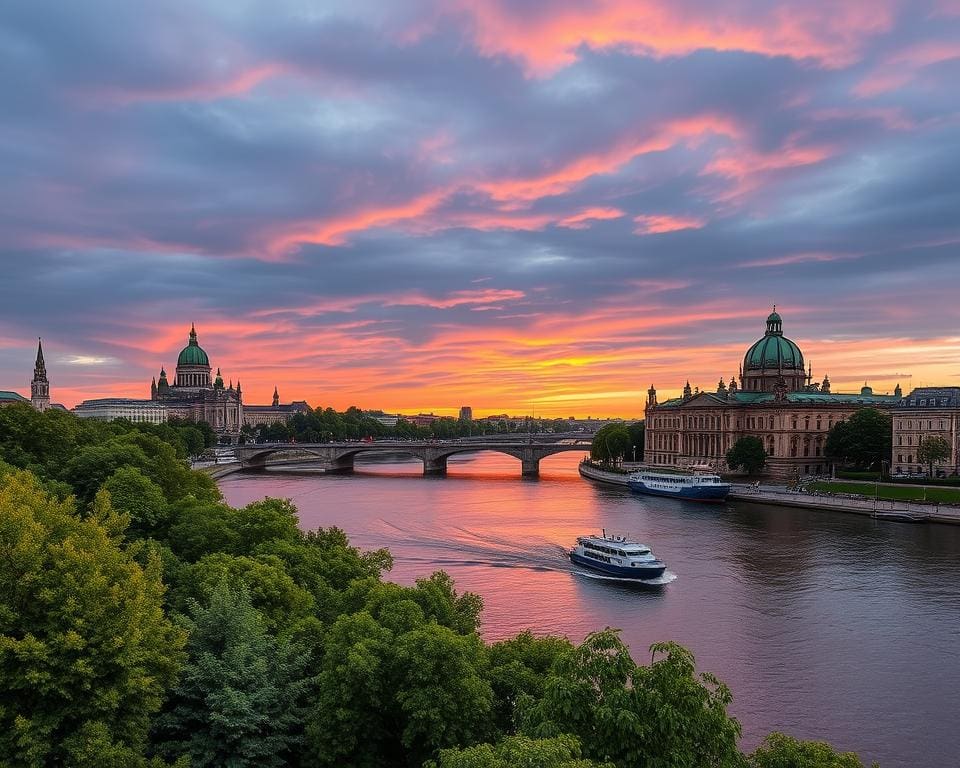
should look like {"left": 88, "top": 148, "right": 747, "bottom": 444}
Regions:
{"left": 577, "top": 462, "right": 960, "bottom": 525}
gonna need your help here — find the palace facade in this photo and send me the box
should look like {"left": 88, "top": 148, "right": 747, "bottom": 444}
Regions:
{"left": 151, "top": 325, "right": 244, "bottom": 441}
{"left": 644, "top": 309, "right": 900, "bottom": 480}
{"left": 891, "top": 388, "right": 960, "bottom": 477}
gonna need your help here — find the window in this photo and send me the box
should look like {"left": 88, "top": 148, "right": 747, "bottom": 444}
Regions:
{"left": 792, "top": 418, "right": 798, "bottom": 430}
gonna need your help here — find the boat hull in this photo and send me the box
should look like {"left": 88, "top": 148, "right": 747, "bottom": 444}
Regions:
{"left": 627, "top": 480, "right": 730, "bottom": 503}
{"left": 569, "top": 551, "right": 666, "bottom": 579}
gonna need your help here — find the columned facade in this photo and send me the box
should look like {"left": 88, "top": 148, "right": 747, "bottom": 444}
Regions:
{"left": 644, "top": 310, "right": 899, "bottom": 480}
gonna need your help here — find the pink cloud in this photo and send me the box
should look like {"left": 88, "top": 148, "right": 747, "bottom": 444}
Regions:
{"left": 87, "top": 63, "right": 286, "bottom": 105}
{"left": 854, "top": 40, "right": 960, "bottom": 97}
{"left": 736, "top": 252, "right": 862, "bottom": 268}
{"left": 556, "top": 207, "right": 625, "bottom": 229}
{"left": 633, "top": 214, "right": 706, "bottom": 234}
{"left": 446, "top": 0, "right": 896, "bottom": 76}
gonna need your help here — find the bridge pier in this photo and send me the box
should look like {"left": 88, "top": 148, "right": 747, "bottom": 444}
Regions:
{"left": 323, "top": 454, "right": 355, "bottom": 474}
{"left": 521, "top": 458, "right": 540, "bottom": 478}
{"left": 423, "top": 456, "right": 448, "bottom": 475}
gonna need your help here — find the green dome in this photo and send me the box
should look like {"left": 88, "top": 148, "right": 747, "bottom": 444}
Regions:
{"left": 177, "top": 325, "right": 210, "bottom": 367}
{"left": 744, "top": 307, "right": 804, "bottom": 371}
{"left": 744, "top": 334, "right": 804, "bottom": 371}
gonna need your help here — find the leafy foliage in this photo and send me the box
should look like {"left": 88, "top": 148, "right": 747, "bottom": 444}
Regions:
{"left": 726, "top": 436, "right": 767, "bottom": 475}
{"left": 430, "top": 734, "right": 613, "bottom": 768}
{"left": 0, "top": 471, "right": 185, "bottom": 766}
{"left": 590, "top": 423, "right": 635, "bottom": 464}
{"left": 824, "top": 408, "right": 892, "bottom": 471}
{"left": 748, "top": 732, "right": 877, "bottom": 768}
{"left": 152, "top": 580, "right": 315, "bottom": 767}
{"left": 520, "top": 630, "right": 744, "bottom": 768}
{"left": 917, "top": 435, "right": 951, "bottom": 476}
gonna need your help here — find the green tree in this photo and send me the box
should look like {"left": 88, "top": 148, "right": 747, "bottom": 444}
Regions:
{"left": 430, "top": 734, "right": 613, "bottom": 768}
{"left": 0, "top": 471, "right": 185, "bottom": 765}
{"left": 102, "top": 467, "right": 171, "bottom": 539}
{"left": 626, "top": 422, "right": 644, "bottom": 462}
{"left": 520, "top": 630, "right": 743, "bottom": 768}
{"left": 726, "top": 436, "right": 767, "bottom": 475}
{"left": 824, "top": 408, "right": 891, "bottom": 471}
{"left": 590, "top": 424, "right": 617, "bottom": 463}
{"left": 152, "top": 580, "right": 315, "bottom": 767}
{"left": 604, "top": 427, "right": 632, "bottom": 465}
{"left": 174, "top": 553, "right": 315, "bottom": 633}
{"left": 917, "top": 434, "right": 951, "bottom": 477}
{"left": 748, "top": 732, "right": 876, "bottom": 768}
{"left": 487, "top": 632, "right": 573, "bottom": 734}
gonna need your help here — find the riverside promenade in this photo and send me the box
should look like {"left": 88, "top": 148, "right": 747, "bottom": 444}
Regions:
{"left": 578, "top": 462, "right": 960, "bottom": 526}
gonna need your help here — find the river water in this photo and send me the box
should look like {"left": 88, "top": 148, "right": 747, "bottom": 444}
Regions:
{"left": 219, "top": 451, "right": 960, "bottom": 767}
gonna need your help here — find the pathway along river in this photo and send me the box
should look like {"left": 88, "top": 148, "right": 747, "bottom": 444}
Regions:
{"left": 220, "top": 451, "right": 960, "bottom": 767}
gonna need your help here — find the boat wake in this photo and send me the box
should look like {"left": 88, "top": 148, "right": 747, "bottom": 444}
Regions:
{"left": 374, "top": 520, "right": 676, "bottom": 584}
{"left": 572, "top": 569, "right": 677, "bottom": 586}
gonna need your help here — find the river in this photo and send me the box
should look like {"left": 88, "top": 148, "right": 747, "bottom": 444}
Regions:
{"left": 219, "top": 451, "right": 960, "bottom": 767}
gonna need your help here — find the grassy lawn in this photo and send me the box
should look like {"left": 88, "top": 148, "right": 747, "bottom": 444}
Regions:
{"left": 807, "top": 481, "right": 960, "bottom": 504}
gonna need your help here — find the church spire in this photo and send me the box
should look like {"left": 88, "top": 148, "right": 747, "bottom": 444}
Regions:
{"left": 272, "top": 386, "right": 280, "bottom": 407}
{"left": 31, "top": 337, "right": 50, "bottom": 412}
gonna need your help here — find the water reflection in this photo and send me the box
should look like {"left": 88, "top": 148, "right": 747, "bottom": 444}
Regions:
{"left": 221, "top": 451, "right": 960, "bottom": 768}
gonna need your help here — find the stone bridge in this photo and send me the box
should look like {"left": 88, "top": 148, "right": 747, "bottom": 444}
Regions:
{"left": 234, "top": 439, "right": 592, "bottom": 477}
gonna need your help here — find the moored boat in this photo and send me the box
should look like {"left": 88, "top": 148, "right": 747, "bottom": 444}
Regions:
{"left": 569, "top": 532, "right": 666, "bottom": 579}
{"left": 627, "top": 468, "right": 731, "bottom": 502}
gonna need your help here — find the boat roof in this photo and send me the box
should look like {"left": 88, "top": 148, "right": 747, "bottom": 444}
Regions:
{"left": 578, "top": 534, "right": 650, "bottom": 549}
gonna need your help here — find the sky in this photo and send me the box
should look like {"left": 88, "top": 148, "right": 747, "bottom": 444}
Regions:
{"left": 1, "top": 0, "right": 960, "bottom": 416}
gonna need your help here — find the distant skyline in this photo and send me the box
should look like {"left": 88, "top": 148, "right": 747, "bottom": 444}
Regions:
{"left": 2, "top": 1, "right": 959, "bottom": 415}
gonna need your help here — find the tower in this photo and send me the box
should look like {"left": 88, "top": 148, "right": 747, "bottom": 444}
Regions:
{"left": 272, "top": 386, "right": 280, "bottom": 407}
{"left": 31, "top": 338, "right": 50, "bottom": 412}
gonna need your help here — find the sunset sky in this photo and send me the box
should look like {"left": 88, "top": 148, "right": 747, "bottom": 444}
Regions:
{"left": 2, "top": 0, "right": 960, "bottom": 416}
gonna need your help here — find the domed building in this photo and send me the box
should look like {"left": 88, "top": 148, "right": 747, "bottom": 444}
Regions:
{"left": 741, "top": 309, "right": 807, "bottom": 392}
{"left": 643, "top": 308, "right": 900, "bottom": 480}
{"left": 150, "top": 324, "right": 244, "bottom": 441}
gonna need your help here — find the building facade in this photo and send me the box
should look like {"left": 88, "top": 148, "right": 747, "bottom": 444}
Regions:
{"left": 74, "top": 398, "right": 168, "bottom": 424}
{"left": 459, "top": 406, "right": 473, "bottom": 421}
{"left": 150, "top": 325, "right": 243, "bottom": 442}
{"left": 244, "top": 387, "right": 310, "bottom": 427}
{"left": 644, "top": 309, "right": 900, "bottom": 480}
{"left": 891, "top": 388, "right": 960, "bottom": 476}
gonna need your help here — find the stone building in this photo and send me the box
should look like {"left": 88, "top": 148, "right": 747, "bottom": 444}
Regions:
{"left": 244, "top": 386, "right": 310, "bottom": 427}
{"left": 150, "top": 325, "right": 243, "bottom": 442}
{"left": 644, "top": 309, "right": 899, "bottom": 480}
{"left": 891, "top": 388, "right": 960, "bottom": 476}
{"left": 74, "top": 397, "right": 168, "bottom": 424}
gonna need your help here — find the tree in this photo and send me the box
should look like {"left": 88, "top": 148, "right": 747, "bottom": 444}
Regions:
{"left": 824, "top": 408, "right": 891, "bottom": 471}
{"left": 152, "top": 580, "right": 315, "bottom": 768}
{"left": 430, "top": 734, "right": 613, "bottom": 768}
{"left": 0, "top": 471, "right": 185, "bottom": 765}
{"left": 520, "top": 631, "right": 743, "bottom": 768}
{"left": 604, "top": 427, "right": 632, "bottom": 465}
{"left": 102, "top": 467, "right": 171, "bottom": 539}
{"left": 726, "top": 436, "right": 767, "bottom": 475}
{"left": 749, "top": 732, "right": 876, "bottom": 768}
{"left": 627, "top": 422, "right": 644, "bottom": 462}
{"left": 487, "top": 632, "right": 574, "bottom": 734}
{"left": 917, "top": 435, "right": 951, "bottom": 477}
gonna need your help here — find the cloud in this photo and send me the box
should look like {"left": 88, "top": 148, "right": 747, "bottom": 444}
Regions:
{"left": 2, "top": 0, "right": 960, "bottom": 414}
